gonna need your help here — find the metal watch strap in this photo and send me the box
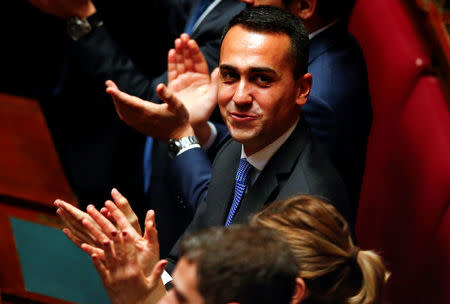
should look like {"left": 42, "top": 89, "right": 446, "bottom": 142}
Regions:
{"left": 168, "top": 136, "right": 200, "bottom": 159}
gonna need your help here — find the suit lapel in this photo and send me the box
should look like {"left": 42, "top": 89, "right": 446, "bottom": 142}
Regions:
{"left": 233, "top": 121, "right": 310, "bottom": 223}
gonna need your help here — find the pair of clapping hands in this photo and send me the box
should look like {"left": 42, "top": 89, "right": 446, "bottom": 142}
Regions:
{"left": 55, "top": 188, "right": 166, "bottom": 304}
{"left": 107, "top": 33, "right": 219, "bottom": 145}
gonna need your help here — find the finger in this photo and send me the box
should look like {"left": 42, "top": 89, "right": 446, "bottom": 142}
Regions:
{"left": 155, "top": 83, "right": 183, "bottom": 111}
{"left": 81, "top": 243, "right": 105, "bottom": 259}
{"left": 102, "top": 238, "right": 116, "bottom": 268}
{"left": 187, "top": 39, "right": 209, "bottom": 74}
{"left": 100, "top": 207, "right": 109, "bottom": 218}
{"left": 104, "top": 201, "right": 136, "bottom": 236}
{"left": 91, "top": 253, "right": 109, "bottom": 283}
{"left": 147, "top": 260, "right": 168, "bottom": 289}
{"left": 174, "top": 38, "right": 186, "bottom": 75}
{"left": 167, "top": 49, "right": 177, "bottom": 82}
{"left": 181, "top": 35, "right": 194, "bottom": 72}
{"left": 111, "top": 188, "right": 142, "bottom": 235}
{"left": 81, "top": 216, "right": 111, "bottom": 245}
{"left": 86, "top": 204, "right": 120, "bottom": 240}
{"left": 58, "top": 208, "right": 96, "bottom": 245}
{"left": 143, "top": 210, "right": 159, "bottom": 252}
{"left": 62, "top": 227, "right": 85, "bottom": 248}
{"left": 105, "top": 80, "right": 119, "bottom": 90}
{"left": 106, "top": 86, "right": 147, "bottom": 108}
{"left": 121, "top": 230, "right": 137, "bottom": 263}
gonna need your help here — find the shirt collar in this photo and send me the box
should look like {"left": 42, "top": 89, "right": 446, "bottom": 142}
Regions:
{"left": 308, "top": 19, "right": 339, "bottom": 40}
{"left": 240, "top": 119, "right": 299, "bottom": 171}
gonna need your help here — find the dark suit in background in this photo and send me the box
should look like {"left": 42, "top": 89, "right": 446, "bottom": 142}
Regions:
{"left": 167, "top": 120, "right": 351, "bottom": 271}
{"left": 303, "top": 20, "right": 372, "bottom": 216}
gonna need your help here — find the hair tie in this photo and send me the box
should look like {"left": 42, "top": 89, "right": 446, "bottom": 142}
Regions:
{"left": 349, "top": 246, "right": 360, "bottom": 266}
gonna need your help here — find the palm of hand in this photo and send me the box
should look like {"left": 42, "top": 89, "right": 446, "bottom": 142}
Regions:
{"left": 169, "top": 72, "right": 215, "bottom": 126}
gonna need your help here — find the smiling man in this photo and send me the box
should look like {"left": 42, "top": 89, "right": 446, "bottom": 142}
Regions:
{"left": 159, "top": 6, "right": 351, "bottom": 271}
{"left": 106, "top": 5, "right": 350, "bottom": 272}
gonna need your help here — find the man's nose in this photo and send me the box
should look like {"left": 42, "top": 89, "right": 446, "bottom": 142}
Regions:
{"left": 232, "top": 80, "right": 253, "bottom": 105}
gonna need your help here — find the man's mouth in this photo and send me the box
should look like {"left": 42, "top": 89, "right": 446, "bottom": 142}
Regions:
{"left": 230, "top": 112, "right": 257, "bottom": 121}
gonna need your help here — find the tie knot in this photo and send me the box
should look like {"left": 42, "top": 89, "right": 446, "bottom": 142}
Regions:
{"left": 236, "top": 158, "right": 253, "bottom": 184}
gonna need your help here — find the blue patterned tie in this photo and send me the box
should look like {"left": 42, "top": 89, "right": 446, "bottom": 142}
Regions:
{"left": 225, "top": 158, "right": 253, "bottom": 227}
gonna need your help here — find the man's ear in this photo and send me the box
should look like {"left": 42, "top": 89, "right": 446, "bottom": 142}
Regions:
{"left": 295, "top": 73, "right": 312, "bottom": 107}
{"left": 290, "top": 277, "right": 307, "bottom": 304}
{"left": 289, "top": 0, "right": 316, "bottom": 21}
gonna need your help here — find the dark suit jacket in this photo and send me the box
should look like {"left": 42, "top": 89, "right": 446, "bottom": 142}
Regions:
{"left": 166, "top": 120, "right": 351, "bottom": 272}
{"left": 303, "top": 20, "right": 372, "bottom": 216}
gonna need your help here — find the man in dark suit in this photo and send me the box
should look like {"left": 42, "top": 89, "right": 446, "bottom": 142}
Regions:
{"left": 109, "top": 7, "right": 351, "bottom": 272}
{"left": 168, "top": 0, "right": 371, "bottom": 220}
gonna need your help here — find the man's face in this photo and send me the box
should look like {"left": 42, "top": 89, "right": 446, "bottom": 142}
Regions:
{"left": 240, "top": 0, "right": 286, "bottom": 8}
{"left": 157, "top": 258, "right": 205, "bottom": 304}
{"left": 218, "top": 25, "right": 307, "bottom": 155}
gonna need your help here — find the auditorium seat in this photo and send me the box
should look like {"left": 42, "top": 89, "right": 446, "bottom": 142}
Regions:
{"left": 0, "top": 93, "right": 75, "bottom": 205}
{"left": 0, "top": 94, "right": 110, "bottom": 303}
{"left": 349, "top": 0, "right": 450, "bottom": 303}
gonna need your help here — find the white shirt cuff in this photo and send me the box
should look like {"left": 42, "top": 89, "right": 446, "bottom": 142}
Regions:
{"left": 201, "top": 121, "right": 217, "bottom": 150}
{"left": 161, "top": 270, "right": 173, "bottom": 285}
{"left": 176, "top": 144, "right": 201, "bottom": 157}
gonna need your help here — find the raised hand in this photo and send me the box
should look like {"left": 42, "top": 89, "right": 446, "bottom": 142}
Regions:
{"left": 81, "top": 204, "right": 160, "bottom": 276}
{"left": 167, "top": 34, "right": 219, "bottom": 142}
{"left": 54, "top": 199, "right": 103, "bottom": 249}
{"left": 27, "top": 0, "right": 96, "bottom": 19}
{"left": 85, "top": 208, "right": 166, "bottom": 304}
{"left": 55, "top": 189, "right": 143, "bottom": 253}
{"left": 107, "top": 80, "right": 194, "bottom": 141}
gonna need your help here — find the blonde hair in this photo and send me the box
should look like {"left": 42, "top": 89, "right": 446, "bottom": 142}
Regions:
{"left": 250, "top": 196, "right": 390, "bottom": 304}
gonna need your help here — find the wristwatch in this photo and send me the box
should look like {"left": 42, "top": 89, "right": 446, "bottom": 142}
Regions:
{"left": 168, "top": 136, "right": 200, "bottom": 159}
{"left": 67, "top": 13, "right": 103, "bottom": 41}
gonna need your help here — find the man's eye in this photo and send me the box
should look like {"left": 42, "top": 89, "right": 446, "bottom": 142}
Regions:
{"left": 221, "top": 71, "right": 239, "bottom": 83}
{"left": 254, "top": 75, "right": 273, "bottom": 86}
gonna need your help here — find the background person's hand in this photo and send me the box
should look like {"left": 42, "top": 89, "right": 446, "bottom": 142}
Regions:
{"left": 27, "top": 0, "right": 96, "bottom": 19}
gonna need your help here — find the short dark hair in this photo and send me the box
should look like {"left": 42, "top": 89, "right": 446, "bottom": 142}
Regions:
{"left": 222, "top": 6, "right": 309, "bottom": 79}
{"left": 179, "top": 225, "right": 299, "bottom": 304}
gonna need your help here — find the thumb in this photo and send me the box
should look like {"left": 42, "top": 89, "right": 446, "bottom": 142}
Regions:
{"left": 156, "top": 83, "right": 183, "bottom": 111}
{"left": 105, "top": 80, "right": 119, "bottom": 90}
{"left": 147, "top": 260, "right": 168, "bottom": 289}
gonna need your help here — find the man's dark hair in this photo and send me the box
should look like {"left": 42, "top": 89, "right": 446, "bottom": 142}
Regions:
{"left": 222, "top": 6, "right": 309, "bottom": 79}
{"left": 281, "top": 0, "right": 356, "bottom": 22}
{"left": 179, "top": 225, "right": 299, "bottom": 304}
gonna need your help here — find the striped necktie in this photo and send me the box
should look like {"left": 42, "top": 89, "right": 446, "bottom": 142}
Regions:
{"left": 225, "top": 158, "right": 253, "bottom": 227}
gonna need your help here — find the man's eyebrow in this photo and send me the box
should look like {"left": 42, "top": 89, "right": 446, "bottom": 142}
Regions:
{"left": 249, "top": 67, "right": 277, "bottom": 74}
{"left": 219, "top": 65, "right": 277, "bottom": 75}
{"left": 219, "top": 64, "right": 237, "bottom": 71}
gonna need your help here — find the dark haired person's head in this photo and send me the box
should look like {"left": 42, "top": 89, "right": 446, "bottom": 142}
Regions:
{"left": 170, "top": 225, "right": 301, "bottom": 304}
{"left": 222, "top": 5, "right": 309, "bottom": 79}
{"left": 218, "top": 6, "right": 312, "bottom": 155}
{"left": 251, "top": 195, "right": 390, "bottom": 304}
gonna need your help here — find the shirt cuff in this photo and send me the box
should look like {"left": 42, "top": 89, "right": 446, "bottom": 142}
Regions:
{"left": 176, "top": 144, "right": 201, "bottom": 157}
{"left": 161, "top": 270, "right": 173, "bottom": 285}
{"left": 201, "top": 121, "right": 218, "bottom": 150}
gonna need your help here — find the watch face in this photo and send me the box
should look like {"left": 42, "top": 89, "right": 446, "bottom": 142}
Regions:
{"left": 67, "top": 17, "right": 92, "bottom": 40}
